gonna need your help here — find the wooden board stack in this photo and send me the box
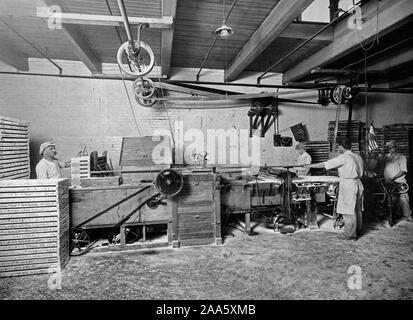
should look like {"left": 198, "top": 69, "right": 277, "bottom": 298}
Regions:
{"left": 0, "top": 179, "right": 70, "bottom": 277}
{"left": 328, "top": 120, "right": 366, "bottom": 152}
{"left": 0, "top": 116, "right": 30, "bottom": 180}
{"left": 383, "top": 123, "right": 413, "bottom": 160}
{"left": 71, "top": 156, "right": 90, "bottom": 187}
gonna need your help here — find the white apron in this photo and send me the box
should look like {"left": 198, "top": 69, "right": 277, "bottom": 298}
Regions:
{"left": 337, "top": 178, "right": 364, "bottom": 215}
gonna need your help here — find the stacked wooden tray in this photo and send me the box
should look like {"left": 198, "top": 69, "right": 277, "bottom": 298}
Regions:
{"left": 0, "top": 179, "right": 70, "bottom": 277}
{"left": 383, "top": 123, "right": 413, "bottom": 159}
{"left": 328, "top": 120, "right": 366, "bottom": 152}
{"left": 0, "top": 116, "right": 30, "bottom": 180}
{"left": 304, "top": 141, "right": 330, "bottom": 163}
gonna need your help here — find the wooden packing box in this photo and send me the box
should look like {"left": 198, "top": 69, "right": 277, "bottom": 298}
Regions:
{"left": 171, "top": 172, "right": 221, "bottom": 248}
{"left": 0, "top": 179, "right": 70, "bottom": 277}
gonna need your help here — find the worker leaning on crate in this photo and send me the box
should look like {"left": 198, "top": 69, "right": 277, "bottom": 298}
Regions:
{"left": 36, "top": 142, "right": 70, "bottom": 179}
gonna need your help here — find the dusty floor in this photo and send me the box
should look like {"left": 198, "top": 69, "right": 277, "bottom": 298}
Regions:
{"left": 1, "top": 216, "right": 412, "bottom": 300}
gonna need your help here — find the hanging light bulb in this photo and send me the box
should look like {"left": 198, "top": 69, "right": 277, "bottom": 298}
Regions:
{"left": 215, "top": 24, "right": 234, "bottom": 39}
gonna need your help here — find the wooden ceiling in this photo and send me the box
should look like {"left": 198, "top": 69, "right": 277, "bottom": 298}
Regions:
{"left": 0, "top": 0, "right": 412, "bottom": 88}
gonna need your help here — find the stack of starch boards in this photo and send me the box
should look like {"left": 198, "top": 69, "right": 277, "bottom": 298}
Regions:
{"left": 0, "top": 179, "right": 70, "bottom": 277}
{"left": 0, "top": 116, "right": 30, "bottom": 180}
{"left": 328, "top": 120, "right": 366, "bottom": 152}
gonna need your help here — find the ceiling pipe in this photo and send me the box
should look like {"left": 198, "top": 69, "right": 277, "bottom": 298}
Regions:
{"left": 0, "top": 72, "right": 412, "bottom": 93}
{"left": 116, "top": 0, "right": 134, "bottom": 43}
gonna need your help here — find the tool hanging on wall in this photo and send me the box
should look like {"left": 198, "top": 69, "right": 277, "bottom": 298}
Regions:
{"left": 248, "top": 97, "right": 278, "bottom": 138}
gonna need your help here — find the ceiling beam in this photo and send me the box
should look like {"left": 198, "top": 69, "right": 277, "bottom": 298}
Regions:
{"left": 37, "top": 1, "right": 101, "bottom": 74}
{"left": 279, "top": 22, "right": 333, "bottom": 41}
{"left": 161, "top": 0, "right": 177, "bottom": 78}
{"left": 225, "top": 0, "right": 315, "bottom": 82}
{"left": 282, "top": 0, "right": 413, "bottom": 84}
{"left": 389, "top": 74, "right": 413, "bottom": 89}
{"left": 36, "top": 8, "right": 173, "bottom": 29}
{"left": 365, "top": 47, "right": 413, "bottom": 72}
{"left": 0, "top": 43, "right": 29, "bottom": 71}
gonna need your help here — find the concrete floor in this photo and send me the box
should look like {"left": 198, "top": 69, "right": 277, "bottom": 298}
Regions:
{"left": 1, "top": 216, "right": 412, "bottom": 300}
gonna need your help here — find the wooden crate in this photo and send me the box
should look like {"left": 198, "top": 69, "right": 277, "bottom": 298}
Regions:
{"left": 0, "top": 116, "right": 30, "bottom": 180}
{"left": 0, "top": 179, "right": 70, "bottom": 277}
{"left": 171, "top": 172, "right": 221, "bottom": 248}
{"left": 70, "top": 156, "right": 90, "bottom": 186}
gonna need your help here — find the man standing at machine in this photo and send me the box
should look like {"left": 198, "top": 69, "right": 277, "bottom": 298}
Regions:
{"left": 36, "top": 142, "right": 70, "bottom": 179}
{"left": 294, "top": 142, "right": 312, "bottom": 176}
{"left": 383, "top": 140, "right": 412, "bottom": 222}
{"left": 305, "top": 138, "right": 364, "bottom": 240}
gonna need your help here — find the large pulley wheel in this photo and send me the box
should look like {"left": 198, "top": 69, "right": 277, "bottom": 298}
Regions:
{"left": 155, "top": 169, "right": 183, "bottom": 196}
{"left": 330, "top": 85, "right": 352, "bottom": 105}
{"left": 70, "top": 228, "right": 92, "bottom": 256}
{"left": 117, "top": 40, "right": 155, "bottom": 77}
{"left": 133, "top": 77, "right": 155, "bottom": 99}
{"left": 135, "top": 90, "right": 158, "bottom": 106}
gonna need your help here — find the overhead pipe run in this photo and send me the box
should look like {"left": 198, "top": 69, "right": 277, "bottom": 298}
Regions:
{"left": 0, "top": 72, "right": 412, "bottom": 94}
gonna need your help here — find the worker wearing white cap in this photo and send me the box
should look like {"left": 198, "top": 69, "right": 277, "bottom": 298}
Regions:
{"left": 383, "top": 140, "right": 412, "bottom": 222}
{"left": 293, "top": 142, "right": 312, "bottom": 176}
{"left": 35, "top": 142, "right": 70, "bottom": 179}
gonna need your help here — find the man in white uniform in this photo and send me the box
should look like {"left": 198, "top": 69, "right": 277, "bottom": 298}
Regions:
{"left": 383, "top": 140, "right": 412, "bottom": 221}
{"left": 36, "top": 142, "right": 69, "bottom": 179}
{"left": 293, "top": 142, "right": 312, "bottom": 176}
{"left": 306, "top": 138, "right": 364, "bottom": 240}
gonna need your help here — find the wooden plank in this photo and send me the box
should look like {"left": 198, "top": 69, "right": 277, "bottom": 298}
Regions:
{"left": 0, "top": 242, "right": 58, "bottom": 251}
{"left": 0, "top": 206, "right": 57, "bottom": 214}
{"left": 0, "top": 253, "right": 58, "bottom": 263}
{"left": 0, "top": 161, "right": 29, "bottom": 169}
{"left": 0, "top": 185, "right": 56, "bottom": 192}
{"left": 0, "top": 257, "right": 58, "bottom": 268}
{"left": 0, "top": 116, "right": 29, "bottom": 125}
{"left": 0, "top": 232, "right": 57, "bottom": 241}
{"left": 0, "top": 262, "right": 59, "bottom": 273}
{"left": 282, "top": 0, "right": 413, "bottom": 83}
{"left": 0, "top": 212, "right": 59, "bottom": 219}
{"left": 225, "top": 0, "right": 315, "bottom": 81}
{"left": 0, "top": 170, "right": 30, "bottom": 178}
{"left": 0, "top": 227, "right": 57, "bottom": 235}
{"left": 0, "top": 45, "right": 29, "bottom": 71}
{"left": 36, "top": 8, "right": 174, "bottom": 28}
{"left": 279, "top": 22, "right": 333, "bottom": 41}
{"left": 0, "top": 216, "right": 58, "bottom": 224}
{"left": 0, "top": 196, "right": 56, "bottom": 203}
{"left": 0, "top": 132, "right": 29, "bottom": 138}
{"left": 38, "top": 0, "right": 101, "bottom": 73}
{"left": 0, "top": 222, "right": 58, "bottom": 230}
{"left": 0, "top": 179, "right": 63, "bottom": 186}
{"left": 0, "top": 237, "right": 58, "bottom": 246}
{"left": 0, "top": 246, "right": 58, "bottom": 256}
{"left": 0, "top": 268, "right": 56, "bottom": 278}
{"left": 0, "top": 155, "right": 29, "bottom": 160}
{"left": 0, "top": 191, "right": 56, "bottom": 198}
{"left": 161, "top": 0, "right": 177, "bottom": 77}
{"left": 0, "top": 124, "right": 29, "bottom": 131}
{"left": 0, "top": 166, "right": 30, "bottom": 174}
